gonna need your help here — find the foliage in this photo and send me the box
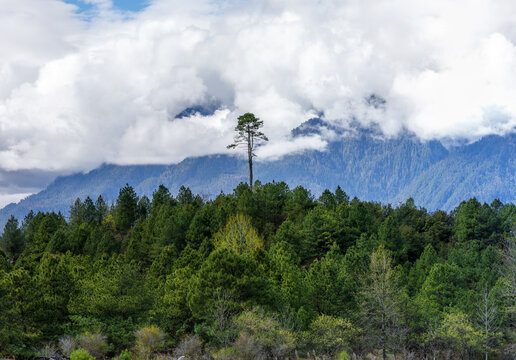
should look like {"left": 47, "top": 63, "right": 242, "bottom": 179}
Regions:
{"left": 0, "top": 216, "right": 24, "bottom": 262}
{"left": 0, "top": 182, "right": 513, "bottom": 358}
{"left": 227, "top": 112, "right": 268, "bottom": 189}
{"left": 232, "top": 307, "right": 295, "bottom": 359}
{"left": 70, "top": 348, "right": 95, "bottom": 360}
{"left": 305, "top": 243, "right": 355, "bottom": 318}
{"left": 187, "top": 248, "right": 272, "bottom": 327}
{"left": 115, "top": 184, "right": 139, "bottom": 233}
{"left": 115, "top": 349, "right": 132, "bottom": 360}
{"left": 359, "top": 246, "right": 406, "bottom": 359}
{"left": 438, "top": 312, "right": 483, "bottom": 357}
{"left": 213, "top": 214, "right": 263, "bottom": 255}
{"left": 78, "top": 332, "right": 109, "bottom": 359}
{"left": 302, "top": 314, "right": 360, "bottom": 357}
{"left": 173, "top": 335, "right": 204, "bottom": 359}
{"left": 59, "top": 335, "right": 78, "bottom": 356}
{"left": 134, "top": 325, "right": 165, "bottom": 358}
{"left": 38, "top": 343, "right": 58, "bottom": 358}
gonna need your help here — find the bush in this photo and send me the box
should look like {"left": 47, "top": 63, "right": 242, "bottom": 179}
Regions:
{"left": 173, "top": 335, "right": 204, "bottom": 359}
{"left": 59, "top": 335, "right": 78, "bottom": 356}
{"left": 39, "top": 344, "right": 58, "bottom": 358}
{"left": 78, "top": 332, "right": 109, "bottom": 359}
{"left": 212, "top": 347, "right": 239, "bottom": 360}
{"left": 233, "top": 307, "right": 295, "bottom": 359}
{"left": 70, "top": 348, "right": 95, "bottom": 360}
{"left": 115, "top": 349, "right": 132, "bottom": 360}
{"left": 337, "top": 350, "right": 350, "bottom": 360}
{"left": 134, "top": 325, "right": 166, "bottom": 358}
{"left": 302, "top": 315, "right": 360, "bottom": 357}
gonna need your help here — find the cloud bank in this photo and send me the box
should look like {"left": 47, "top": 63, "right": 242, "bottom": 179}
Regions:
{"left": 2, "top": 0, "right": 516, "bottom": 182}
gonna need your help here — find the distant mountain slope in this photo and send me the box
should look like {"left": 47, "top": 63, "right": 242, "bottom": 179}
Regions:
{"left": 255, "top": 132, "right": 449, "bottom": 201}
{"left": 1, "top": 123, "right": 515, "bottom": 226}
{"left": 396, "top": 134, "right": 516, "bottom": 210}
{"left": 0, "top": 165, "right": 167, "bottom": 223}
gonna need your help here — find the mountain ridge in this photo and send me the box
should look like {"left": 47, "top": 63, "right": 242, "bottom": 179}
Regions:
{"left": 1, "top": 124, "right": 515, "bottom": 226}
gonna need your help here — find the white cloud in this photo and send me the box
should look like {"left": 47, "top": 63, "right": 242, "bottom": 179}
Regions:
{"left": 0, "top": 193, "right": 32, "bottom": 208}
{"left": 1, "top": 0, "right": 516, "bottom": 179}
{"left": 256, "top": 135, "right": 327, "bottom": 161}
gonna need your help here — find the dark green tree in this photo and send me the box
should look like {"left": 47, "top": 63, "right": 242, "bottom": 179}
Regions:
{"left": 227, "top": 113, "right": 268, "bottom": 190}
{"left": 94, "top": 195, "right": 109, "bottom": 224}
{"left": 267, "top": 242, "right": 307, "bottom": 316}
{"left": 187, "top": 248, "right": 272, "bottom": 321}
{"left": 407, "top": 244, "right": 438, "bottom": 295}
{"left": 114, "top": 184, "right": 139, "bottom": 233}
{"left": 177, "top": 185, "right": 194, "bottom": 206}
{"left": 305, "top": 243, "right": 356, "bottom": 318}
{"left": 83, "top": 197, "right": 96, "bottom": 224}
{"left": 35, "top": 253, "right": 76, "bottom": 339}
{"left": 137, "top": 195, "right": 151, "bottom": 220}
{"left": 335, "top": 185, "right": 349, "bottom": 206}
{"left": 68, "top": 256, "right": 153, "bottom": 349}
{"left": 152, "top": 185, "right": 172, "bottom": 209}
{"left": 0, "top": 216, "right": 24, "bottom": 263}
{"left": 69, "top": 198, "right": 85, "bottom": 228}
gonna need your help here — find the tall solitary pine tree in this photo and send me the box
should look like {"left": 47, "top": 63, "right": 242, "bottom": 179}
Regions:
{"left": 227, "top": 113, "right": 268, "bottom": 190}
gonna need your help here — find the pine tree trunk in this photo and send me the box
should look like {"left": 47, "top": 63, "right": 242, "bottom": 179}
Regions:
{"left": 248, "top": 131, "right": 253, "bottom": 190}
{"left": 249, "top": 155, "right": 253, "bottom": 190}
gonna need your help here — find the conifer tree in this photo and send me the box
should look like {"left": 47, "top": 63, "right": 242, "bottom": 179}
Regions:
{"left": 114, "top": 184, "right": 139, "bottom": 233}
{"left": 0, "top": 216, "right": 24, "bottom": 263}
{"left": 359, "top": 246, "right": 406, "bottom": 360}
{"left": 227, "top": 113, "right": 268, "bottom": 190}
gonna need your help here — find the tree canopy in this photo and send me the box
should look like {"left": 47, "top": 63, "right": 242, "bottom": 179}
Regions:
{"left": 0, "top": 182, "right": 514, "bottom": 359}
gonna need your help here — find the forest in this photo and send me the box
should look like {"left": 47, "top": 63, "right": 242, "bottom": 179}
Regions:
{"left": 0, "top": 181, "right": 514, "bottom": 359}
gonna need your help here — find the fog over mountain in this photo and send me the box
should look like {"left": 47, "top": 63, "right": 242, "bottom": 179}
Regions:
{"left": 3, "top": 0, "right": 516, "bottom": 206}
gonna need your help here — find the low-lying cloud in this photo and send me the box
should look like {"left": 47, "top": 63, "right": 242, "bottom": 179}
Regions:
{"left": 2, "top": 0, "right": 516, "bottom": 181}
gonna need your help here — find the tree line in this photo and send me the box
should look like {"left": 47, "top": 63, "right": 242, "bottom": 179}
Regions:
{"left": 0, "top": 181, "right": 515, "bottom": 359}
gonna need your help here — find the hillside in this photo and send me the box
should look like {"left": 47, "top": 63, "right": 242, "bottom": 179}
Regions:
{"left": 1, "top": 178, "right": 514, "bottom": 359}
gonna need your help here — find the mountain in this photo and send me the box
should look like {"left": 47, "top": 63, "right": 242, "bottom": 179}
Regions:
{"left": 1, "top": 121, "right": 515, "bottom": 225}
{"left": 395, "top": 134, "right": 516, "bottom": 210}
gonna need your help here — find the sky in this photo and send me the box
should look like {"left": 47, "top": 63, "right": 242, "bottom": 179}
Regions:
{"left": 63, "top": 0, "right": 149, "bottom": 13}
{"left": 1, "top": 0, "right": 516, "bottom": 206}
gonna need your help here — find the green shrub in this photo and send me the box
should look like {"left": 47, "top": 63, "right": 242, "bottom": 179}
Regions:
{"left": 116, "top": 349, "right": 132, "bottom": 360}
{"left": 337, "top": 350, "right": 350, "bottom": 360}
{"left": 78, "top": 332, "right": 108, "bottom": 359}
{"left": 233, "top": 307, "right": 295, "bottom": 359}
{"left": 134, "top": 325, "right": 166, "bottom": 359}
{"left": 213, "top": 347, "right": 239, "bottom": 360}
{"left": 70, "top": 348, "right": 95, "bottom": 360}
{"left": 301, "top": 315, "right": 360, "bottom": 357}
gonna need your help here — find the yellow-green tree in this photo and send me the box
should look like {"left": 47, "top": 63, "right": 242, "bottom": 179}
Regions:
{"left": 438, "top": 312, "right": 483, "bottom": 358}
{"left": 214, "top": 214, "right": 263, "bottom": 255}
{"left": 303, "top": 314, "right": 361, "bottom": 357}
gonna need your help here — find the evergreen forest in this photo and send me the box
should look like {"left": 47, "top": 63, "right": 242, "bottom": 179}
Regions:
{"left": 0, "top": 181, "right": 515, "bottom": 359}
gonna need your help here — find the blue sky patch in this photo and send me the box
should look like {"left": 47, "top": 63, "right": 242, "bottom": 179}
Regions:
{"left": 63, "top": 0, "right": 150, "bottom": 14}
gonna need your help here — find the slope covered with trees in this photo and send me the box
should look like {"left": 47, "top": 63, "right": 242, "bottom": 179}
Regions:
{"left": 0, "top": 182, "right": 514, "bottom": 359}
